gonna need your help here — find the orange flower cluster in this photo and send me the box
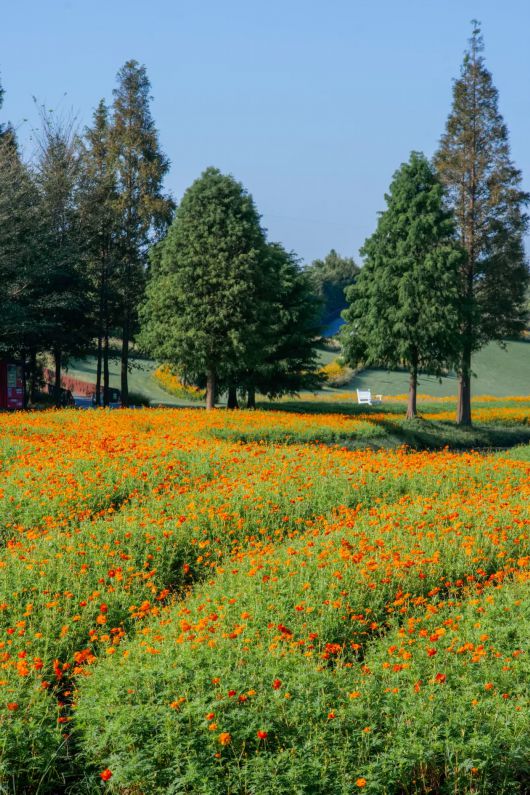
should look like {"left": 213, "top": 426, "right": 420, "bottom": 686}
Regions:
{"left": 0, "top": 405, "right": 528, "bottom": 793}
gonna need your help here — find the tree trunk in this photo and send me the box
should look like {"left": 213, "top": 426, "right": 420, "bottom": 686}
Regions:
{"left": 206, "top": 369, "right": 216, "bottom": 410}
{"left": 406, "top": 365, "right": 418, "bottom": 419}
{"left": 457, "top": 344, "right": 472, "bottom": 426}
{"left": 22, "top": 355, "right": 29, "bottom": 408}
{"left": 246, "top": 384, "right": 256, "bottom": 409}
{"left": 103, "top": 330, "right": 110, "bottom": 407}
{"left": 95, "top": 334, "right": 103, "bottom": 407}
{"left": 121, "top": 311, "right": 129, "bottom": 407}
{"left": 53, "top": 347, "right": 62, "bottom": 408}
{"left": 227, "top": 385, "right": 239, "bottom": 409}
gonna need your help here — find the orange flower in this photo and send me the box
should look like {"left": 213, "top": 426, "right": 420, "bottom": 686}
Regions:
{"left": 435, "top": 673, "right": 446, "bottom": 684}
{"left": 100, "top": 769, "right": 112, "bottom": 781}
{"left": 6, "top": 702, "right": 18, "bottom": 711}
{"left": 218, "top": 732, "right": 231, "bottom": 746}
{"left": 356, "top": 778, "right": 367, "bottom": 788}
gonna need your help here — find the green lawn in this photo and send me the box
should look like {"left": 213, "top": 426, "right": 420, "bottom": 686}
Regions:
{"left": 68, "top": 339, "right": 530, "bottom": 405}
{"left": 65, "top": 356, "right": 186, "bottom": 405}
{"left": 323, "top": 339, "right": 530, "bottom": 397}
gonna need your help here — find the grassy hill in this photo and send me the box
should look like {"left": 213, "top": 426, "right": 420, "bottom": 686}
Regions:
{"left": 66, "top": 338, "right": 530, "bottom": 404}
{"left": 322, "top": 339, "right": 530, "bottom": 398}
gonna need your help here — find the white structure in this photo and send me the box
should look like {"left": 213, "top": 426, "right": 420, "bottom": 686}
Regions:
{"left": 356, "top": 389, "right": 383, "bottom": 406}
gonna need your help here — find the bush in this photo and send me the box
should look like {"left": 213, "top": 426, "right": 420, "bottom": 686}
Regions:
{"left": 153, "top": 365, "right": 205, "bottom": 401}
{"left": 320, "top": 359, "right": 354, "bottom": 387}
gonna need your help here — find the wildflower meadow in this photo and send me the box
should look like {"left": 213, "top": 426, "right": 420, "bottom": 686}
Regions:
{"left": 0, "top": 402, "right": 529, "bottom": 793}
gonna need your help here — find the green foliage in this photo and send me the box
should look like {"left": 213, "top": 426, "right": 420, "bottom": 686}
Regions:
{"left": 341, "top": 152, "right": 465, "bottom": 415}
{"left": 139, "top": 167, "right": 268, "bottom": 396}
{"left": 34, "top": 110, "right": 94, "bottom": 370}
{"left": 306, "top": 248, "right": 359, "bottom": 324}
{"left": 73, "top": 442, "right": 530, "bottom": 794}
{"left": 109, "top": 60, "right": 174, "bottom": 404}
{"left": 245, "top": 243, "right": 324, "bottom": 400}
{"left": 434, "top": 23, "right": 529, "bottom": 423}
{"left": 0, "top": 136, "right": 42, "bottom": 357}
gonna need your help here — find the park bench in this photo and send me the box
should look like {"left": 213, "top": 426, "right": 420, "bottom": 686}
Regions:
{"left": 356, "top": 389, "right": 382, "bottom": 406}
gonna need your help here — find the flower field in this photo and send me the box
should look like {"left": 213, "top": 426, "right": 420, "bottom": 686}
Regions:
{"left": 0, "top": 406, "right": 529, "bottom": 793}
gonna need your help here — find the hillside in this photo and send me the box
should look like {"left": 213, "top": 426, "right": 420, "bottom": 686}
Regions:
{"left": 66, "top": 339, "right": 530, "bottom": 404}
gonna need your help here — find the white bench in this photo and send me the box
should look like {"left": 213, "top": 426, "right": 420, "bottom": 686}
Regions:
{"left": 356, "top": 389, "right": 382, "bottom": 406}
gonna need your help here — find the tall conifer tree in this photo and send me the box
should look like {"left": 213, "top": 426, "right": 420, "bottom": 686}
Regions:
{"left": 79, "top": 100, "right": 119, "bottom": 406}
{"left": 139, "top": 168, "right": 268, "bottom": 410}
{"left": 341, "top": 153, "right": 465, "bottom": 418}
{"left": 35, "top": 110, "right": 92, "bottom": 406}
{"left": 110, "top": 61, "right": 173, "bottom": 406}
{"left": 434, "top": 22, "right": 529, "bottom": 425}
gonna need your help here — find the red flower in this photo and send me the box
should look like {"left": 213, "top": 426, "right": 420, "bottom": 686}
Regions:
{"left": 228, "top": 689, "right": 236, "bottom": 697}
{"left": 100, "top": 769, "right": 112, "bottom": 781}
{"left": 427, "top": 648, "right": 437, "bottom": 657}
{"left": 272, "top": 678, "right": 282, "bottom": 690}
{"left": 435, "top": 673, "right": 446, "bottom": 684}
{"left": 257, "top": 730, "right": 268, "bottom": 740}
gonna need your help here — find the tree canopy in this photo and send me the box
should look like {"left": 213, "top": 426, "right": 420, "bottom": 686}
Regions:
{"left": 140, "top": 167, "right": 268, "bottom": 408}
{"left": 434, "top": 22, "right": 529, "bottom": 424}
{"left": 341, "top": 152, "right": 465, "bottom": 418}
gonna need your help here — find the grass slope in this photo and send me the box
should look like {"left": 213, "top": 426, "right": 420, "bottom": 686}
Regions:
{"left": 325, "top": 340, "right": 530, "bottom": 397}
{"left": 67, "top": 339, "right": 530, "bottom": 405}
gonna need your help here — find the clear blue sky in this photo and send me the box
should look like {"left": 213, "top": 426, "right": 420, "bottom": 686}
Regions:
{"left": 2, "top": 0, "right": 529, "bottom": 264}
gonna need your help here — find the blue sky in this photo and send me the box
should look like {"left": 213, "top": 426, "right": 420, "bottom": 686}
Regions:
{"left": 2, "top": 0, "right": 529, "bottom": 264}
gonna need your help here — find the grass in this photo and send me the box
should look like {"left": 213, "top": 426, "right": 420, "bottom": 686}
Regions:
{"left": 323, "top": 339, "right": 530, "bottom": 397}
{"left": 67, "top": 340, "right": 530, "bottom": 406}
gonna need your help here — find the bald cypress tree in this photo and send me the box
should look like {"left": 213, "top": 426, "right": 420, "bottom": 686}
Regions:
{"left": 80, "top": 100, "right": 120, "bottom": 406}
{"left": 434, "top": 22, "right": 529, "bottom": 425}
{"left": 110, "top": 61, "right": 173, "bottom": 406}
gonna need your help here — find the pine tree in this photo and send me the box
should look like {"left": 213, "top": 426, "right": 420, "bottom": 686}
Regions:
{"left": 139, "top": 167, "right": 268, "bottom": 409}
{"left": 110, "top": 60, "right": 173, "bottom": 406}
{"left": 79, "top": 100, "right": 120, "bottom": 406}
{"left": 341, "top": 152, "right": 465, "bottom": 419}
{"left": 434, "top": 22, "right": 529, "bottom": 425}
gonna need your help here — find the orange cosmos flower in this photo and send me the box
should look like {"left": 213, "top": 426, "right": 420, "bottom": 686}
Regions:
{"left": 100, "top": 769, "right": 112, "bottom": 781}
{"left": 356, "top": 778, "right": 367, "bottom": 788}
{"left": 218, "top": 732, "right": 231, "bottom": 746}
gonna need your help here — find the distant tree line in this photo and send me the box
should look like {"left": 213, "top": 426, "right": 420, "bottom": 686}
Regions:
{"left": 0, "top": 22, "right": 527, "bottom": 422}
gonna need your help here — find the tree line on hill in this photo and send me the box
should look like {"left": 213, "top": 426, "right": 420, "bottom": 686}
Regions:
{"left": 0, "top": 22, "right": 528, "bottom": 424}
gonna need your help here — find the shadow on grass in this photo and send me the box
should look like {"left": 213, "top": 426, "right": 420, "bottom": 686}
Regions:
{"left": 345, "top": 417, "right": 530, "bottom": 452}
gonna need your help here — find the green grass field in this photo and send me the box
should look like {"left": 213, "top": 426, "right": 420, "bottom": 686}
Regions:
{"left": 67, "top": 339, "right": 530, "bottom": 405}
